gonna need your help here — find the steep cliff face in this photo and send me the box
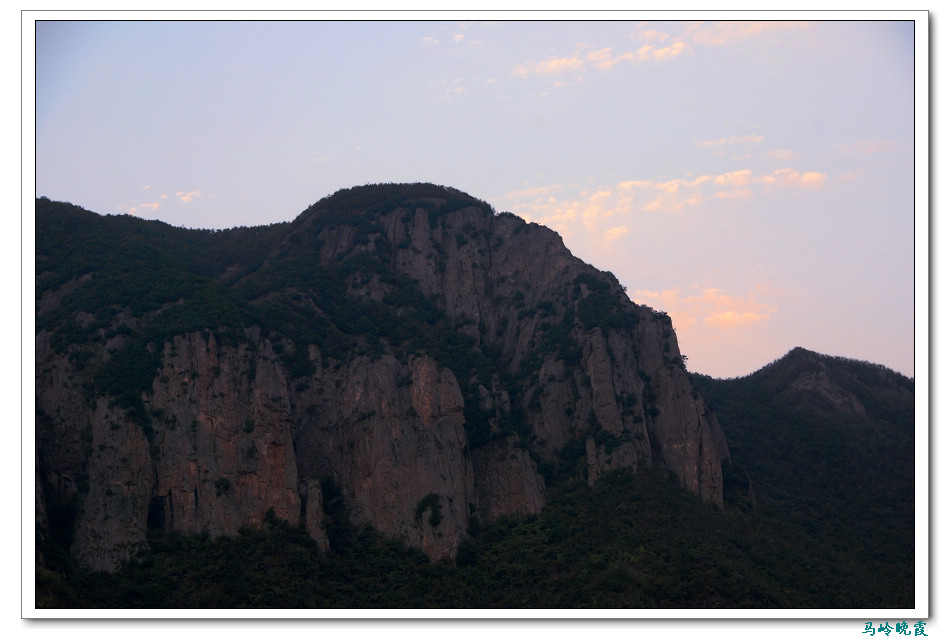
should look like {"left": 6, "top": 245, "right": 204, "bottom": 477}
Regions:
{"left": 292, "top": 353, "right": 475, "bottom": 560}
{"left": 35, "top": 184, "right": 730, "bottom": 571}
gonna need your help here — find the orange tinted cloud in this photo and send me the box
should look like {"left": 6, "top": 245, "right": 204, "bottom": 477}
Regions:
{"left": 129, "top": 201, "right": 160, "bottom": 216}
{"left": 637, "top": 28, "right": 671, "bottom": 44}
{"left": 515, "top": 33, "right": 688, "bottom": 81}
{"left": 714, "top": 170, "right": 752, "bottom": 188}
{"left": 686, "top": 21, "right": 811, "bottom": 47}
{"left": 704, "top": 310, "right": 771, "bottom": 327}
{"left": 761, "top": 168, "right": 826, "bottom": 189}
{"left": 633, "top": 286, "right": 776, "bottom": 330}
{"left": 176, "top": 189, "right": 203, "bottom": 203}
{"left": 513, "top": 55, "right": 583, "bottom": 77}
{"left": 504, "top": 164, "right": 827, "bottom": 237}
{"left": 586, "top": 47, "right": 636, "bottom": 69}
{"left": 650, "top": 41, "right": 687, "bottom": 61}
{"left": 636, "top": 41, "right": 687, "bottom": 63}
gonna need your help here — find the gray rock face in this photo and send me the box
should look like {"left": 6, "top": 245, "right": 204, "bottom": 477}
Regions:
{"left": 471, "top": 436, "right": 545, "bottom": 523}
{"left": 293, "top": 354, "right": 475, "bottom": 560}
{"left": 35, "top": 186, "right": 730, "bottom": 571}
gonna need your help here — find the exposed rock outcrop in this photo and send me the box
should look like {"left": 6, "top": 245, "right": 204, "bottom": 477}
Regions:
{"left": 35, "top": 184, "right": 730, "bottom": 571}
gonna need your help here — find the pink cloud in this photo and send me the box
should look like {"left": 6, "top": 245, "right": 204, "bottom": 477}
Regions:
{"left": 686, "top": 21, "right": 811, "bottom": 47}
{"left": 634, "top": 285, "right": 776, "bottom": 331}
{"left": 515, "top": 34, "right": 688, "bottom": 82}
{"left": 834, "top": 139, "right": 897, "bottom": 155}
{"left": 715, "top": 170, "right": 753, "bottom": 188}
{"left": 513, "top": 55, "right": 583, "bottom": 77}
{"left": 128, "top": 201, "right": 160, "bottom": 216}
{"left": 176, "top": 189, "right": 203, "bottom": 203}
{"left": 636, "top": 28, "right": 671, "bottom": 44}
{"left": 765, "top": 168, "right": 826, "bottom": 189}
{"left": 650, "top": 41, "right": 687, "bottom": 61}
{"left": 502, "top": 164, "right": 828, "bottom": 239}
{"left": 586, "top": 47, "right": 636, "bottom": 69}
{"left": 704, "top": 310, "right": 771, "bottom": 327}
{"left": 636, "top": 41, "right": 687, "bottom": 63}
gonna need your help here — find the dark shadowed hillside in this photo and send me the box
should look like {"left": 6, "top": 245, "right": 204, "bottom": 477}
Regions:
{"left": 690, "top": 348, "right": 915, "bottom": 607}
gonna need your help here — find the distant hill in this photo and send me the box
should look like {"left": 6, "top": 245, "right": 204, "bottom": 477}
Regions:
{"left": 34, "top": 185, "right": 914, "bottom": 609}
{"left": 690, "top": 347, "right": 915, "bottom": 607}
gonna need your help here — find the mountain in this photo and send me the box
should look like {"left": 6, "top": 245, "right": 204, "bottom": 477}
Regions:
{"left": 689, "top": 347, "right": 915, "bottom": 607}
{"left": 34, "top": 186, "right": 915, "bottom": 609}
{"left": 35, "top": 183, "right": 730, "bottom": 574}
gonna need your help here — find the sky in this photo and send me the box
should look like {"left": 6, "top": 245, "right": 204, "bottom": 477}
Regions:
{"left": 31, "top": 14, "right": 923, "bottom": 379}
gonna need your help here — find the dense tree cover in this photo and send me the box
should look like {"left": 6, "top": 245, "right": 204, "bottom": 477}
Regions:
{"left": 36, "top": 458, "right": 913, "bottom": 609}
{"left": 298, "top": 182, "right": 494, "bottom": 231}
{"left": 689, "top": 353, "right": 915, "bottom": 609}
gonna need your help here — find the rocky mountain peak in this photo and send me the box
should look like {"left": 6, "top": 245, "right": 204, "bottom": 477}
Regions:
{"left": 35, "top": 184, "right": 730, "bottom": 571}
{"left": 749, "top": 347, "right": 913, "bottom": 418}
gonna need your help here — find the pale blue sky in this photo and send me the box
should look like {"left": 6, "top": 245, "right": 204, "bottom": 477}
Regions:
{"left": 32, "top": 16, "right": 922, "bottom": 379}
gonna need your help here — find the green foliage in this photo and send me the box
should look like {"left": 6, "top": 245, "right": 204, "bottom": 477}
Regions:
{"left": 689, "top": 351, "right": 915, "bottom": 608}
{"left": 42, "top": 462, "right": 913, "bottom": 609}
{"left": 415, "top": 493, "right": 443, "bottom": 527}
{"left": 60, "top": 519, "right": 323, "bottom": 608}
{"left": 300, "top": 182, "right": 492, "bottom": 234}
{"left": 573, "top": 274, "right": 638, "bottom": 333}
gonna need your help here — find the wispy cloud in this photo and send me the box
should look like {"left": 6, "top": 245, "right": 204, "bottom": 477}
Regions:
{"left": 704, "top": 310, "right": 772, "bottom": 327}
{"left": 176, "top": 189, "right": 203, "bottom": 203}
{"left": 586, "top": 47, "right": 636, "bottom": 69}
{"left": 436, "top": 77, "right": 468, "bottom": 102}
{"left": 513, "top": 32, "right": 689, "bottom": 81}
{"left": 636, "top": 28, "right": 672, "bottom": 44}
{"left": 506, "top": 166, "right": 827, "bottom": 235}
{"left": 758, "top": 168, "right": 826, "bottom": 189}
{"left": 128, "top": 201, "right": 160, "bottom": 216}
{"left": 695, "top": 134, "right": 763, "bottom": 148}
{"left": 714, "top": 169, "right": 753, "bottom": 188}
{"left": 684, "top": 21, "right": 812, "bottom": 47}
{"left": 635, "top": 40, "right": 687, "bottom": 62}
{"left": 513, "top": 55, "right": 584, "bottom": 78}
{"left": 834, "top": 139, "right": 898, "bottom": 155}
{"left": 633, "top": 285, "right": 776, "bottom": 330}
{"left": 514, "top": 21, "right": 811, "bottom": 83}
